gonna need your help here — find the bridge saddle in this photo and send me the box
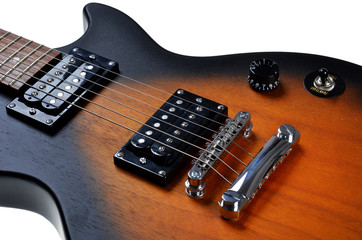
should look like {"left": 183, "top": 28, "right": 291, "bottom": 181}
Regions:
{"left": 185, "top": 111, "right": 252, "bottom": 197}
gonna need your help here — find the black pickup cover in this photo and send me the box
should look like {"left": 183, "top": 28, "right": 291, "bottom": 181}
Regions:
{"left": 6, "top": 48, "right": 118, "bottom": 132}
{"left": 114, "top": 89, "right": 228, "bottom": 186}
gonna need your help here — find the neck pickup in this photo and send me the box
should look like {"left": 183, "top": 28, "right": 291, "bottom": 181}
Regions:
{"left": 6, "top": 47, "right": 118, "bottom": 132}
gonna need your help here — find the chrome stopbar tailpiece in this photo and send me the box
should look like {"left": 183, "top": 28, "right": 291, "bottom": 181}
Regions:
{"left": 185, "top": 111, "right": 252, "bottom": 198}
{"left": 218, "top": 124, "right": 300, "bottom": 220}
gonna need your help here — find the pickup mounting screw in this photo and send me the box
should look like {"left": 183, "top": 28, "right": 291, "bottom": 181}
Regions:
{"left": 45, "top": 119, "right": 53, "bottom": 124}
{"left": 116, "top": 152, "right": 124, "bottom": 158}
{"left": 196, "top": 98, "right": 202, "bottom": 103}
{"left": 177, "top": 89, "right": 184, "bottom": 95}
{"left": 139, "top": 157, "right": 147, "bottom": 165}
{"left": 29, "top": 108, "right": 36, "bottom": 115}
{"left": 72, "top": 48, "right": 79, "bottom": 52}
{"left": 8, "top": 103, "right": 16, "bottom": 108}
{"left": 159, "top": 170, "right": 166, "bottom": 176}
{"left": 108, "top": 61, "right": 116, "bottom": 66}
{"left": 218, "top": 105, "right": 225, "bottom": 110}
{"left": 89, "top": 54, "right": 96, "bottom": 60}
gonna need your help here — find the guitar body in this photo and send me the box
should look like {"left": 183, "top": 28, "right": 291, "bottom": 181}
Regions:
{"left": 0, "top": 3, "right": 361, "bottom": 239}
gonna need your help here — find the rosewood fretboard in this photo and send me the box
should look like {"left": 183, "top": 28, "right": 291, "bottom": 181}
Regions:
{"left": 0, "top": 29, "right": 60, "bottom": 91}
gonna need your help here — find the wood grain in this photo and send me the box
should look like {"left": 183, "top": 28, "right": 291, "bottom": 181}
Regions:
{"left": 74, "top": 72, "right": 362, "bottom": 239}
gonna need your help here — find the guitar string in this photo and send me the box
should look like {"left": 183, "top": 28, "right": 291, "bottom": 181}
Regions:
{"left": 0, "top": 33, "right": 261, "bottom": 150}
{"left": 0, "top": 32, "right": 262, "bottom": 148}
{"left": 0, "top": 32, "right": 264, "bottom": 147}
{"left": 0, "top": 42, "right": 254, "bottom": 162}
{"left": 1, "top": 70, "right": 234, "bottom": 185}
{"left": 0, "top": 34, "right": 256, "bottom": 158}
{"left": 1, "top": 60, "right": 250, "bottom": 179}
{"left": 0, "top": 33, "right": 226, "bottom": 125}
{"left": 2, "top": 62, "right": 251, "bottom": 169}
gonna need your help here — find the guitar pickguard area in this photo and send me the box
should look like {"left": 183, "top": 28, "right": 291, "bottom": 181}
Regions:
{"left": 6, "top": 48, "right": 118, "bottom": 132}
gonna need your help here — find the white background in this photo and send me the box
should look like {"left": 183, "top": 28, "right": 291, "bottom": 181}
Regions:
{"left": 0, "top": 0, "right": 361, "bottom": 239}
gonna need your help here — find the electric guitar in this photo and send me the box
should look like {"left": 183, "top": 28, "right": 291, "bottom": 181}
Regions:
{"left": 0, "top": 3, "right": 361, "bottom": 240}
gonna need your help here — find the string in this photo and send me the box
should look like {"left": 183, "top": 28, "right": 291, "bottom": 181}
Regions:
{"left": 0, "top": 34, "right": 255, "bottom": 159}
{"left": 0, "top": 59, "right": 238, "bottom": 183}
{"left": 0, "top": 34, "right": 252, "bottom": 135}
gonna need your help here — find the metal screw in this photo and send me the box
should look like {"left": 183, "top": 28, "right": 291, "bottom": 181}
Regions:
{"left": 8, "top": 103, "right": 16, "bottom": 108}
{"left": 169, "top": 107, "right": 176, "bottom": 112}
{"left": 159, "top": 170, "right": 166, "bottom": 176}
{"left": 89, "top": 54, "right": 96, "bottom": 60}
{"left": 39, "top": 84, "right": 46, "bottom": 89}
{"left": 189, "top": 114, "right": 195, "bottom": 119}
{"left": 166, "top": 138, "right": 173, "bottom": 143}
{"left": 176, "top": 100, "right": 183, "bottom": 104}
{"left": 29, "top": 108, "right": 36, "bottom": 115}
{"left": 72, "top": 48, "right": 79, "bottom": 52}
{"left": 31, "top": 91, "right": 38, "bottom": 96}
{"left": 177, "top": 89, "right": 184, "bottom": 95}
{"left": 191, "top": 171, "right": 201, "bottom": 178}
{"left": 69, "top": 57, "right": 75, "bottom": 63}
{"left": 174, "top": 130, "right": 181, "bottom": 135}
{"left": 196, "top": 98, "right": 203, "bottom": 103}
{"left": 47, "top": 78, "right": 54, "bottom": 82}
{"left": 181, "top": 122, "right": 188, "bottom": 127}
{"left": 240, "top": 112, "right": 249, "bottom": 119}
{"left": 158, "top": 146, "right": 166, "bottom": 152}
{"left": 45, "top": 119, "right": 53, "bottom": 124}
{"left": 196, "top": 106, "right": 203, "bottom": 112}
{"left": 139, "top": 157, "right": 147, "bottom": 165}
{"left": 116, "top": 152, "right": 124, "bottom": 158}
{"left": 108, "top": 61, "right": 116, "bottom": 66}
{"left": 62, "top": 65, "right": 68, "bottom": 69}
{"left": 55, "top": 71, "right": 62, "bottom": 76}
{"left": 218, "top": 105, "right": 225, "bottom": 110}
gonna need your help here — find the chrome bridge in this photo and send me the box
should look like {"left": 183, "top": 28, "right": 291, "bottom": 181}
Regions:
{"left": 185, "top": 111, "right": 252, "bottom": 197}
{"left": 219, "top": 124, "right": 300, "bottom": 220}
{"left": 185, "top": 112, "right": 300, "bottom": 220}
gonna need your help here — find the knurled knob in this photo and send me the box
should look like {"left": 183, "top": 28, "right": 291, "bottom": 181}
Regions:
{"left": 248, "top": 58, "right": 280, "bottom": 91}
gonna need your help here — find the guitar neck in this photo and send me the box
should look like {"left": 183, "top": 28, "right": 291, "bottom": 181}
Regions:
{"left": 0, "top": 29, "right": 60, "bottom": 91}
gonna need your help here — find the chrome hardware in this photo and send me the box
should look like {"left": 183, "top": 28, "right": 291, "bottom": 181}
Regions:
{"left": 218, "top": 124, "right": 300, "bottom": 221}
{"left": 185, "top": 111, "right": 252, "bottom": 198}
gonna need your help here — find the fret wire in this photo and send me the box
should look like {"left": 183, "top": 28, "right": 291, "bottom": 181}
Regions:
{"left": 0, "top": 40, "right": 33, "bottom": 82}
{"left": 9, "top": 44, "right": 44, "bottom": 86}
{"left": 0, "top": 35, "right": 21, "bottom": 54}
{"left": 0, "top": 31, "right": 10, "bottom": 41}
{"left": 13, "top": 48, "right": 53, "bottom": 82}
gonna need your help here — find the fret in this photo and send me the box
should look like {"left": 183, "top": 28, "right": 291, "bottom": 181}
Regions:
{"left": 0, "top": 31, "right": 10, "bottom": 40}
{"left": 7, "top": 44, "right": 43, "bottom": 86}
{"left": 13, "top": 48, "right": 53, "bottom": 84}
{"left": 0, "top": 28, "right": 61, "bottom": 91}
{"left": 0, "top": 35, "right": 21, "bottom": 54}
{"left": 0, "top": 40, "right": 33, "bottom": 71}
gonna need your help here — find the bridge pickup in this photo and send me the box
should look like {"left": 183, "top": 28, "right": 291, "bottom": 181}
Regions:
{"left": 185, "top": 111, "right": 252, "bottom": 198}
{"left": 6, "top": 47, "right": 118, "bottom": 132}
{"left": 218, "top": 124, "right": 300, "bottom": 220}
{"left": 114, "top": 89, "right": 228, "bottom": 186}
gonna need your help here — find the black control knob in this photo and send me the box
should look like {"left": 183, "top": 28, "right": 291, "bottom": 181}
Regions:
{"left": 248, "top": 58, "right": 279, "bottom": 91}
